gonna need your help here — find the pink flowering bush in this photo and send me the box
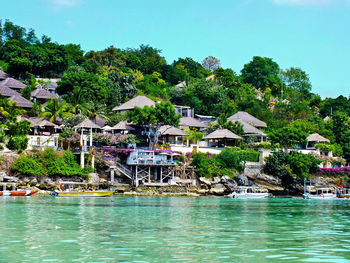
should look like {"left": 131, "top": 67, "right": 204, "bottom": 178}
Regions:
{"left": 65, "top": 132, "right": 81, "bottom": 144}
{"left": 93, "top": 133, "right": 137, "bottom": 146}
{"left": 317, "top": 166, "right": 350, "bottom": 178}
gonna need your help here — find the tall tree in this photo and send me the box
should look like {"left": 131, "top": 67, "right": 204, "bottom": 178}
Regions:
{"left": 202, "top": 56, "right": 221, "bottom": 72}
{"left": 241, "top": 56, "right": 282, "bottom": 95}
{"left": 281, "top": 67, "right": 312, "bottom": 95}
{"left": 127, "top": 101, "right": 181, "bottom": 149}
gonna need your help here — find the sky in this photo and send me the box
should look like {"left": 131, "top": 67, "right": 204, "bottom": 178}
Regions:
{"left": 1, "top": 0, "right": 350, "bottom": 98}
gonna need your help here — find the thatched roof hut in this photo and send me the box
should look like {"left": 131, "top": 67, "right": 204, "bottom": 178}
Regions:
{"left": 179, "top": 117, "right": 208, "bottom": 129}
{"left": 8, "top": 95, "right": 33, "bottom": 108}
{"left": 0, "top": 70, "right": 9, "bottom": 80}
{"left": 240, "top": 121, "right": 266, "bottom": 136}
{"left": 29, "top": 118, "right": 57, "bottom": 128}
{"left": 112, "top": 121, "right": 135, "bottom": 131}
{"left": 307, "top": 133, "right": 330, "bottom": 143}
{"left": 74, "top": 118, "right": 101, "bottom": 129}
{"left": 203, "top": 129, "right": 242, "bottom": 140}
{"left": 0, "top": 86, "right": 20, "bottom": 97}
{"left": 0, "top": 78, "right": 26, "bottom": 90}
{"left": 31, "top": 89, "right": 58, "bottom": 100}
{"left": 228, "top": 111, "right": 267, "bottom": 128}
{"left": 112, "top": 96, "right": 155, "bottom": 112}
{"left": 159, "top": 125, "right": 188, "bottom": 136}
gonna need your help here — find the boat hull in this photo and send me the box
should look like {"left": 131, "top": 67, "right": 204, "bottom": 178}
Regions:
{"left": 303, "top": 194, "right": 338, "bottom": 199}
{"left": 52, "top": 191, "right": 114, "bottom": 197}
{"left": 0, "top": 190, "right": 39, "bottom": 197}
{"left": 232, "top": 193, "right": 270, "bottom": 199}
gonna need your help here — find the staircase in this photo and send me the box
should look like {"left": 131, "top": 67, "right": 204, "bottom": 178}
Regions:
{"left": 114, "top": 162, "right": 133, "bottom": 180}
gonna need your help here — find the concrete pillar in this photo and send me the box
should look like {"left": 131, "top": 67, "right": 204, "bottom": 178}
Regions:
{"left": 135, "top": 166, "right": 138, "bottom": 187}
{"left": 90, "top": 128, "right": 93, "bottom": 147}
{"left": 80, "top": 150, "right": 85, "bottom": 168}
{"left": 91, "top": 154, "right": 95, "bottom": 169}
{"left": 80, "top": 129, "right": 83, "bottom": 146}
{"left": 111, "top": 169, "right": 115, "bottom": 182}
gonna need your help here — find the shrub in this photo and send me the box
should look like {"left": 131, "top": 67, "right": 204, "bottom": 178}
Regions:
{"left": 217, "top": 149, "right": 243, "bottom": 171}
{"left": 6, "top": 135, "right": 28, "bottom": 152}
{"left": 11, "top": 149, "right": 88, "bottom": 178}
{"left": 12, "top": 154, "right": 45, "bottom": 176}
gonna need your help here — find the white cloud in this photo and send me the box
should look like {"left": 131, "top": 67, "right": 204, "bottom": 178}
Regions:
{"left": 51, "top": 0, "right": 83, "bottom": 8}
{"left": 273, "top": 0, "right": 350, "bottom": 6}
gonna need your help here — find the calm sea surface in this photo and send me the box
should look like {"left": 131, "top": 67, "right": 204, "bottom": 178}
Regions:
{"left": 1, "top": 196, "right": 350, "bottom": 262}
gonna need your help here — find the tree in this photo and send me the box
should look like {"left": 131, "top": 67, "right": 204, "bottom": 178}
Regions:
{"left": 7, "top": 57, "right": 33, "bottom": 79}
{"left": 57, "top": 71, "right": 108, "bottom": 103}
{"left": 40, "top": 98, "right": 71, "bottom": 122}
{"left": 0, "top": 97, "right": 25, "bottom": 122}
{"left": 202, "top": 56, "right": 221, "bottom": 72}
{"left": 184, "top": 128, "right": 204, "bottom": 145}
{"left": 241, "top": 56, "right": 282, "bottom": 95}
{"left": 281, "top": 67, "right": 312, "bottom": 95}
{"left": 127, "top": 101, "right": 181, "bottom": 149}
{"left": 214, "top": 114, "right": 244, "bottom": 136}
{"left": 269, "top": 126, "right": 308, "bottom": 149}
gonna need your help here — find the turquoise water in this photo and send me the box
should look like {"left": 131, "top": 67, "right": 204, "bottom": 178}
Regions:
{"left": 1, "top": 197, "right": 350, "bottom": 263}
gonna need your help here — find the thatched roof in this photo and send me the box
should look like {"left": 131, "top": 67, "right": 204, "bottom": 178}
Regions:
{"left": 159, "top": 125, "right": 188, "bottom": 136}
{"left": 8, "top": 95, "right": 33, "bottom": 108}
{"left": 0, "top": 86, "right": 20, "bottom": 97}
{"left": 94, "top": 116, "right": 107, "bottom": 127}
{"left": 180, "top": 117, "right": 208, "bottom": 128}
{"left": 31, "top": 89, "right": 58, "bottom": 99}
{"left": 307, "top": 133, "right": 330, "bottom": 143}
{"left": 0, "top": 78, "right": 26, "bottom": 89}
{"left": 74, "top": 118, "right": 101, "bottom": 129}
{"left": 102, "top": 125, "right": 113, "bottom": 131}
{"left": 228, "top": 111, "right": 267, "bottom": 128}
{"left": 112, "top": 121, "right": 135, "bottom": 131}
{"left": 240, "top": 121, "right": 266, "bottom": 136}
{"left": 112, "top": 96, "right": 155, "bottom": 111}
{"left": 0, "top": 70, "right": 9, "bottom": 80}
{"left": 203, "top": 129, "right": 242, "bottom": 140}
{"left": 29, "top": 118, "right": 57, "bottom": 128}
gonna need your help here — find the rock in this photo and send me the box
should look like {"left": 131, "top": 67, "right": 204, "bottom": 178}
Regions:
{"left": 39, "top": 177, "right": 55, "bottom": 186}
{"left": 88, "top": 173, "right": 100, "bottom": 185}
{"left": 213, "top": 177, "right": 221, "bottom": 184}
{"left": 255, "top": 173, "right": 281, "bottom": 186}
{"left": 237, "top": 175, "right": 249, "bottom": 186}
{"left": 199, "top": 177, "right": 212, "bottom": 186}
{"left": 209, "top": 183, "right": 226, "bottom": 195}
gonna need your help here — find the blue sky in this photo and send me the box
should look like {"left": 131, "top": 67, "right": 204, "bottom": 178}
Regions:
{"left": 2, "top": 0, "right": 350, "bottom": 98}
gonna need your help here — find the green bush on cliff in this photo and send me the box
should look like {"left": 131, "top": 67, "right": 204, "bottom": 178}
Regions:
{"left": 12, "top": 154, "right": 44, "bottom": 176}
{"left": 12, "top": 148, "right": 88, "bottom": 178}
{"left": 6, "top": 135, "right": 28, "bottom": 152}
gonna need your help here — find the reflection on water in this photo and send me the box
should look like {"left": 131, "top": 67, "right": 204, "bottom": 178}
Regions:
{"left": 1, "top": 197, "right": 350, "bottom": 262}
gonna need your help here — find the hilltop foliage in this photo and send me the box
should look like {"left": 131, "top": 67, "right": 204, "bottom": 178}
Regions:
{"left": 0, "top": 19, "right": 350, "bottom": 163}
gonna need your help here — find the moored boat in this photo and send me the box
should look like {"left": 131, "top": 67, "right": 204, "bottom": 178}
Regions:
{"left": 50, "top": 181, "right": 114, "bottom": 197}
{"left": 228, "top": 186, "right": 270, "bottom": 199}
{"left": 0, "top": 182, "right": 39, "bottom": 197}
{"left": 338, "top": 188, "right": 350, "bottom": 198}
{"left": 303, "top": 187, "right": 338, "bottom": 199}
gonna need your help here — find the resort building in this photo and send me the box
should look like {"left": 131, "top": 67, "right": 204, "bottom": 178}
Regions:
{"left": 0, "top": 77, "right": 26, "bottom": 90}
{"left": 112, "top": 95, "right": 155, "bottom": 113}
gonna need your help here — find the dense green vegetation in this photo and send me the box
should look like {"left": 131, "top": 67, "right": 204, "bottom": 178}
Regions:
{"left": 0, "top": 19, "right": 349, "bottom": 168}
{"left": 12, "top": 148, "right": 88, "bottom": 177}
{"left": 191, "top": 148, "right": 260, "bottom": 178}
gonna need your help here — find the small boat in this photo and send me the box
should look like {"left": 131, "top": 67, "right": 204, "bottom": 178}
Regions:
{"left": 50, "top": 181, "right": 114, "bottom": 197}
{"left": 338, "top": 188, "right": 350, "bottom": 198}
{"left": 0, "top": 182, "right": 39, "bottom": 197}
{"left": 228, "top": 186, "right": 270, "bottom": 199}
{"left": 303, "top": 187, "right": 338, "bottom": 199}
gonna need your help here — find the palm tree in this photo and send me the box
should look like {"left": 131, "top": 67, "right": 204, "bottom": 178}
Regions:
{"left": 39, "top": 98, "right": 71, "bottom": 122}
{"left": 67, "top": 86, "right": 90, "bottom": 115}
{"left": 0, "top": 97, "right": 25, "bottom": 121}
